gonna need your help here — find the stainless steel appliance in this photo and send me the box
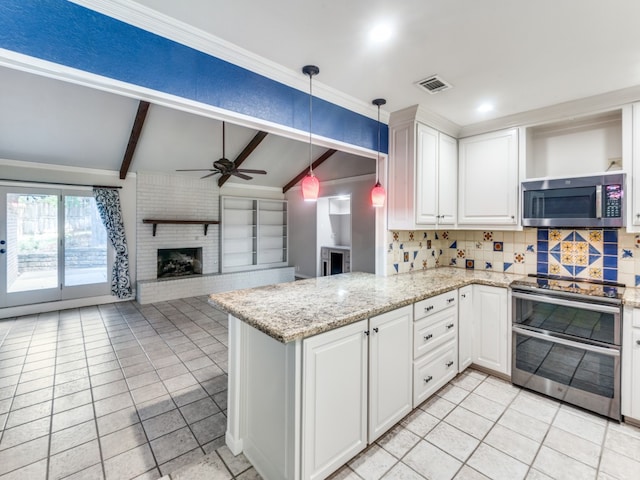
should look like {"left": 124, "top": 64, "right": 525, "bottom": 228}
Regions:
{"left": 522, "top": 173, "right": 625, "bottom": 228}
{"left": 511, "top": 274, "right": 623, "bottom": 420}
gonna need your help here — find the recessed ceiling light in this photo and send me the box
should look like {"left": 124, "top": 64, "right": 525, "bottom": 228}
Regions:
{"left": 369, "top": 23, "right": 393, "bottom": 43}
{"left": 477, "top": 103, "right": 494, "bottom": 113}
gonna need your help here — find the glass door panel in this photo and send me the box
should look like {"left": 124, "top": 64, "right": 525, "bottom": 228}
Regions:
{"left": 64, "top": 195, "right": 108, "bottom": 287}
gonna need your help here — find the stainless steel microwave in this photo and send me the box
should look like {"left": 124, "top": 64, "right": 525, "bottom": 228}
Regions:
{"left": 521, "top": 173, "right": 625, "bottom": 228}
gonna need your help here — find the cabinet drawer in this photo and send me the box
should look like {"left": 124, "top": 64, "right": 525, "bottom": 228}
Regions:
{"left": 413, "top": 340, "right": 458, "bottom": 407}
{"left": 414, "top": 310, "right": 457, "bottom": 359}
{"left": 414, "top": 291, "right": 457, "bottom": 320}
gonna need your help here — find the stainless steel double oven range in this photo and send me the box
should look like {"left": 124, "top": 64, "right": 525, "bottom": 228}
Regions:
{"left": 511, "top": 275, "right": 623, "bottom": 420}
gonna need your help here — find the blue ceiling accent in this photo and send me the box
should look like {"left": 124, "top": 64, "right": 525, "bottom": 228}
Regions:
{"left": 0, "top": 0, "right": 387, "bottom": 153}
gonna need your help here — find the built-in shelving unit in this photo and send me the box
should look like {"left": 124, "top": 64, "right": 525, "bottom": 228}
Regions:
{"left": 142, "top": 219, "right": 220, "bottom": 236}
{"left": 220, "top": 196, "right": 288, "bottom": 273}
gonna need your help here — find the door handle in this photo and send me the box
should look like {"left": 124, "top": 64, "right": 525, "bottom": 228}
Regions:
{"left": 0, "top": 249, "right": 5, "bottom": 254}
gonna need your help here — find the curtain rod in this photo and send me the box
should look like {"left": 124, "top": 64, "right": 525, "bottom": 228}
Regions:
{"left": 0, "top": 179, "right": 122, "bottom": 189}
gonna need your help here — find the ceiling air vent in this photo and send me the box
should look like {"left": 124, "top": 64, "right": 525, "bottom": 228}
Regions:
{"left": 416, "top": 75, "right": 452, "bottom": 94}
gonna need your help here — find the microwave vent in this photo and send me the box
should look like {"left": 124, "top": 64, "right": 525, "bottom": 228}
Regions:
{"left": 416, "top": 75, "right": 453, "bottom": 94}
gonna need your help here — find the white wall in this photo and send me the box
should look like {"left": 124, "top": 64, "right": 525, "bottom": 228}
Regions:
{"left": 287, "top": 174, "right": 376, "bottom": 278}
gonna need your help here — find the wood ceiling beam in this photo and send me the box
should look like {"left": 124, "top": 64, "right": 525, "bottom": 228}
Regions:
{"left": 282, "top": 149, "right": 337, "bottom": 194}
{"left": 218, "top": 130, "right": 269, "bottom": 188}
{"left": 119, "top": 100, "right": 150, "bottom": 180}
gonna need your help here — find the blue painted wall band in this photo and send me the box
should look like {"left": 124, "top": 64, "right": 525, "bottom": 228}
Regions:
{"left": 0, "top": 0, "right": 388, "bottom": 153}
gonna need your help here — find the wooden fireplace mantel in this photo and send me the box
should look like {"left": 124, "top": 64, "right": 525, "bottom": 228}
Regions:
{"left": 142, "top": 219, "right": 220, "bottom": 236}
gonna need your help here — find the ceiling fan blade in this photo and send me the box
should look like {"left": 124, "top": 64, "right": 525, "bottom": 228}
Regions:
{"left": 235, "top": 168, "right": 267, "bottom": 174}
{"left": 231, "top": 172, "right": 253, "bottom": 180}
{"left": 200, "top": 172, "right": 219, "bottom": 179}
{"left": 176, "top": 169, "right": 215, "bottom": 172}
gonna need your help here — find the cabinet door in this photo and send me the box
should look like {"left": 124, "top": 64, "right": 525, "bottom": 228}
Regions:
{"left": 415, "top": 124, "right": 439, "bottom": 225}
{"left": 624, "top": 325, "right": 640, "bottom": 420}
{"left": 302, "top": 320, "right": 368, "bottom": 480}
{"left": 632, "top": 104, "right": 640, "bottom": 227}
{"left": 473, "top": 285, "right": 509, "bottom": 375}
{"left": 368, "top": 305, "right": 413, "bottom": 442}
{"left": 458, "top": 128, "right": 518, "bottom": 226}
{"left": 458, "top": 285, "right": 473, "bottom": 372}
{"left": 388, "top": 121, "right": 416, "bottom": 230}
{"left": 438, "top": 133, "right": 458, "bottom": 225}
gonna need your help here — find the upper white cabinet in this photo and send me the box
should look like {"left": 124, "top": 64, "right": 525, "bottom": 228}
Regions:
{"left": 388, "top": 108, "right": 458, "bottom": 230}
{"left": 629, "top": 104, "right": 640, "bottom": 228}
{"left": 458, "top": 128, "right": 519, "bottom": 226}
{"left": 472, "top": 285, "right": 510, "bottom": 376}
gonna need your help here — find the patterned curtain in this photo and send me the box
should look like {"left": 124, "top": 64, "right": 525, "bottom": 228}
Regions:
{"left": 93, "top": 187, "right": 132, "bottom": 299}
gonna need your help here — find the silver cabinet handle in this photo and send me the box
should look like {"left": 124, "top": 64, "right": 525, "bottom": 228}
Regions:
{"left": 373, "top": 327, "right": 379, "bottom": 333}
{"left": 446, "top": 361, "right": 454, "bottom": 368}
{"left": 447, "top": 298, "right": 455, "bottom": 303}
{"left": 636, "top": 339, "right": 640, "bottom": 346}
{"left": 424, "top": 334, "right": 433, "bottom": 341}
{"left": 461, "top": 293, "right": 466, "bottom": 298}
{"left": 364, "top": 330, "right": 369, "bottom": 336}
{"left": 424, "top": 376, "right": 433, "bottom": 384}
{"left": 446, "top": 323, "right": 455, "bottom": 330}
{"left": 424, "top": 305, "right": 434, "bottom": 312}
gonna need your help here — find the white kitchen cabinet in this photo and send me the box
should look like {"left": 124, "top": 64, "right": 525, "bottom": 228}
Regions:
{"left": 631, "top": 104, "right": 640, "bottom": 228}
{"left": 302, "top": 305, "right": 413, "bottom": 478}
{"left": 458, "top": 285, "right": 473, "bottom": 372}
{"left": 472, "top": 285, "right": 510, "bottom": 376}
{"left": 388, "top": 116, "right": 458, "bottom": 230}
{"left": 368, "top": 306, "right": 413, "bottom": 442}
{"left": 622, "top": 308, "right": 640, "bottom": 420}
{"left": 458, "top": 128, "right": 519, "bottom": 226}
{"left": 302, "top": 319, "right": 368, "bottom": 480}
{"left": 412, "top": 290, "right": 458, "bottom": 407}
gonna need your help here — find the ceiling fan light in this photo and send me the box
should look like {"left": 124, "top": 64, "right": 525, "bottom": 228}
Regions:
{"left": 371, "top": 181, "right": 386, "bottom": 208}
{"left": 302, "top": 172, "right": 319, "bottom": 202}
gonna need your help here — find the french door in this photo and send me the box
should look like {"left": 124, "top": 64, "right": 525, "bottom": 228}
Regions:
{"left": 0, "top": 186, "right": 111, "bottom": 308}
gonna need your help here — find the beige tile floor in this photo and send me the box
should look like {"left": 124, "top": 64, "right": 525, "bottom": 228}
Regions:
{"left": 2, "top": 297, "right": 640, "bottom": 480}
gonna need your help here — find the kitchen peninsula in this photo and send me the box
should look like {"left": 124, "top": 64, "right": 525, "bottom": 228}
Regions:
{"left": 209, "top": 268, "right": 518, "bottom": 480}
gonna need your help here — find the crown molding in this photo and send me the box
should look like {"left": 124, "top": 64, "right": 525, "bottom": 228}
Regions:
{"left": 69, "top": 0, "right": 389, "bottom": 122}
{"left": 389, "top": 105, "right": 461, "bottom": 138}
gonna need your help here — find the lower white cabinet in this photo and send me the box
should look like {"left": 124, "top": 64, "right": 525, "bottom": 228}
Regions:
{"left": 302, "top": 320, "right": 368, "bottom": 480}
{"left": 368, "top": 306, "right": 413, "bottom": 442}
{"left": 302, "top": 306, "right": 413, "bottom": 479}
{"left": 458, "top": 285, "right": 473, "bottom": 372}
{"left": 622, "top": 308, "right": 640, "bottom": 420}
{"left": 414, "top": 340, "right": 458, "bottom": 406}
{"left": 472, "top": 285, "right": 510, "bottom": 376}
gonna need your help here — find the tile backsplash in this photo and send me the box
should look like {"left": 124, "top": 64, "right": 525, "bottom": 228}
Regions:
{"left": 387, "top": 228, "right": 640, "bottom": 287}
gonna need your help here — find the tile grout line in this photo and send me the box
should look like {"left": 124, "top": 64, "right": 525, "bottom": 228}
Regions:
{"left": 45, "top": 310, "right": 62, "bottom": 480}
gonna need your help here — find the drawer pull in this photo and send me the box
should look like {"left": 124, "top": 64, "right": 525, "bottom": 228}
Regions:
{"left": 447, "top": 298, "right": 455, "bottom": 303}
{"left": 446, "top": 323, "right": 455, "bottom": 330}
{"left": 424, "top": 305, "right": 434, "bottom": 312}
{"left": 636, "top": 339, "right": 640, "bottom": 345}
{"left": 373, "top": 327, "right": 379, "bottom": 333}
{"left": 364, "top": 330, "right": 370, "bottom": 336}
{"left": 461, "top": 293, "right": 466, "bottom": 298}
{"left": 424, "top": 334, "right": 433, "bottom": 341}
{"left": 424, "top": 376, "right": 433, "bottom": 384}
{"left": 446, "top": 361, "right": 454, "bottom": 368}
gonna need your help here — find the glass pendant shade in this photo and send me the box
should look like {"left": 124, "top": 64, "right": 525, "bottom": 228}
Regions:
{"left": 371, "top": 181, "right": 386, "bottom": 207}
{"left": 302, "top": 172, "right": 319, "bottom": 201}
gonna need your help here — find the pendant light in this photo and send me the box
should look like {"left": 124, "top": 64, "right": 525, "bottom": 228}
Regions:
{"left": 301, "top": 65, "right": 320, "bottom": 202}
{"left": 371, "top": 98, "right": 387, "bottom": 208}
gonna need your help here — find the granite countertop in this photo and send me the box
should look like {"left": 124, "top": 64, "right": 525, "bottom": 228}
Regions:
{"left": 208, "top": 267, "right": 523, "bottom": 343}
{"left": 623, "top": 289, "right": 640, "bottom": 308}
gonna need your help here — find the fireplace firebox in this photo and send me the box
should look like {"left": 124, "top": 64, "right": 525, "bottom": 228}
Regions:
{"left": 157, "top": 248, "right": 203, "bottom": 278}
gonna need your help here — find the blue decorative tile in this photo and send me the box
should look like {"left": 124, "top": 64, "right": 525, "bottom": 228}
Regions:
{"left": 603, "top": 243, "right": 617, "bottom": 256}
{"left": 465, "top": 259, "right": 475, "bottom": 269}
{"left": 574, "top": 265, "right": 586, "bottom": 276}
{"left": 550, "top": 252, "right": 562, "bottom": 263}
{"left": 550, "top": 243, "right": 561, "bottom": 254}
{"left": 636, "top": 275, "right": 640, "bottom": 287}
{"left": 493, "top": 242, "right": 503, "bottom": 252}
{"left": 622, "top": 249, "right": 633, "bottom": 259}
{"left": 526, "top": 245, "right": 535, "bottom": 252}
{"left": 575, "top": 232, "right": 586, "bottom": 243}
{"left": 413, "top": 251, "right": 418, "bottom": 260}
{"left": 604, "top": 268, "right": 617, "bottom": 281}
{"left": 537, "top": 229, "right": 549, "bottom": 241}
{"left": 504, "top": 262, "right": 513, "bottom": 272}
{"left": 538, "top": 241, "right": 548, "bottom": 253}
{"left": 450, "top": 258, "right": 457, "bottom": 266}
{"left": 399, "top": 243, "right": 404, "bottom": 250}
{"left": 537, "top": 252, "right": 548, "bottom": 263}
{"left": 537, "top": 262, "right": 548, "bottom": 274}
{"left": 450, "top": 241, "right": 457, "bottom": 249}
{"left": 485, "top": 262, "right": 492, "bottom": 269}
{"left": 603, "top": 256, "right": 617, "bottom": 268}
{"left": 393, "top": 264, "right": 398, "bottom": 273}
{"left": 604, "top": 230, "right": 618, "bottom": 243}
{"left": 589, "top": 254, "right": 600, "bottom": 265}
{"left": 588, "top": 244, "right": 601, "bottom": 255}
{"left": 563, "top": 232, "right": 575, "bottom": 242}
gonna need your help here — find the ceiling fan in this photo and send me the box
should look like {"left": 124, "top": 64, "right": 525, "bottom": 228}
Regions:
{"left": 176, "top": 121, "right": 267, "bottom": 181}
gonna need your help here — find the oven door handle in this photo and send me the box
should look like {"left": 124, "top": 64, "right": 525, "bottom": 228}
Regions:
{"left": 511, "top": 290, "right": 621, "bottom": 314}
{"left": 513, "top": 326, "right": 620, "bottom": 356}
